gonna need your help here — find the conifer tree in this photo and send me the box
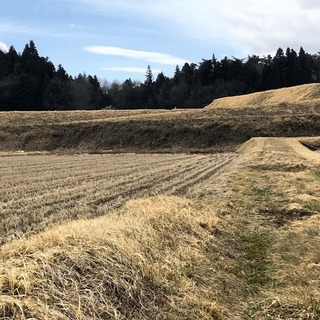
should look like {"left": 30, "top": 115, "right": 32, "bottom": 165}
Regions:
{"left": 145, "top": 65, "right": 153, "bottom": 86}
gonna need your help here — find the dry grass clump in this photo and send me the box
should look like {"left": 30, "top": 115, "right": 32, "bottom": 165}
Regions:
{"left": 0, "top": 196, "right": 225, "bottom": 320}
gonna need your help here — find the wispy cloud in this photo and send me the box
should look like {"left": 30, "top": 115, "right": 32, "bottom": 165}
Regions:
{"left": 76, "top": 0, "right": 320, "bottom": 56}
{"left": 103, "top": 66, "right": 162, "bottom": 74}
{"left": 0, "top": 22, "right": 33, "bottom": 34}
{"left": 84, "top": 46, "right": 188, "bottom": 65}
{"left": 0, "top": 21, "right": 95, "bottom": 40}
{"left": 68, "top": 23, "right": 85, "bottom": 30}
{"left": 0, "top": 41, "right": 9, "bottom": 54}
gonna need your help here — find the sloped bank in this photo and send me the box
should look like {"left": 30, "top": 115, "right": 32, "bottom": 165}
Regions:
{"left": 1, "top": 113, "right": 320, "bottom": 153}
{"left": 0, "top": 118, "right": 244, "bottom": 153}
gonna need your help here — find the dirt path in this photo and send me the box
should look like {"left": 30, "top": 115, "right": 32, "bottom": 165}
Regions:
{"left": 221, "top": 136, "right": 320, "bottom": 318}
{"left": 238, "top": 136, "right": 320, "bottom": 164}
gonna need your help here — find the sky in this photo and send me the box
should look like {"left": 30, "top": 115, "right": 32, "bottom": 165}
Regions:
{"left": 1, "top": 0, "right": 320, "bottom": 83}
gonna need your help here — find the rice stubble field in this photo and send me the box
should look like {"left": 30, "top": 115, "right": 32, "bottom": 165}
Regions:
{"left": 0, "top": 152, "right": 236, "bottom": 245}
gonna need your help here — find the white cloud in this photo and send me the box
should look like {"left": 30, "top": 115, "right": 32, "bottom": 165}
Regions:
{"left": 297, "top": 0, "right": 320, "bottom": 9}
{"left": 103, "top": 66, "right": 162, "bottom": 74}
{"left": 0, "top": 41, "right": 9, "bottom": 54}
{"left": 219, "top": 0, "right": 320, "bottom": 56}
{"left": 76, "top": 0, "right": 320, "bottom": 56}
{"left": 84, "top": 46, "right": 189, "bottom": 65}
{"left": 0, "top": 20, "right": 95, "bottom": 40}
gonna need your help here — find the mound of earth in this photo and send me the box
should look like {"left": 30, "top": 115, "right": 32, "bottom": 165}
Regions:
{"left": 206, "top": 83, "right": 320, "bottom": 109}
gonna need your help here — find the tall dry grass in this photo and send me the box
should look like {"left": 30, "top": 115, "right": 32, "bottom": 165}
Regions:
{"left": 0, "top": 196, "right": 228, "bottom": 319}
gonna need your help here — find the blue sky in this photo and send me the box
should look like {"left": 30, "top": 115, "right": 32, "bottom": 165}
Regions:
{"left": 1, "top": 0, "right": 320, "bottom": 83}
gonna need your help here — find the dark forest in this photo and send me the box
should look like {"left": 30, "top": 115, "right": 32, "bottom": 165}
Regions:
{"left": 1, "top": 40, "right": 320, "bottom": 111}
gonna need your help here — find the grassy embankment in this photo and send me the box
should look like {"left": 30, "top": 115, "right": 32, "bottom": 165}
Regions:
{"left": 1, "top": 83, "right": 320, "bottom": 153}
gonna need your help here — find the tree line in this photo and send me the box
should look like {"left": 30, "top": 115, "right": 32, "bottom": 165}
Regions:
{"left": 0, "top": 41, "right": 108, "bottom": 111}
{"left": 1, "top": 41, "right": 320, "bottom": 111}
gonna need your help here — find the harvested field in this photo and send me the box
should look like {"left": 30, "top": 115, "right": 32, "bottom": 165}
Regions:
{"left": 0, "top": 152, "right": 236, "bottom": 245}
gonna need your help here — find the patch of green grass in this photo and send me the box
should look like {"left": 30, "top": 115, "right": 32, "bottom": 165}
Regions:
{"left": 231, "top": 232, "right": 274, "bottom": 292}
{"left": 251, "top": 187, "right": 269, "bottom": 199}
{"left": 303, "top": 201, "right": 320, "bottom": 212}
{"left": 314, "top": 170, "right": 320, "bottom": 178}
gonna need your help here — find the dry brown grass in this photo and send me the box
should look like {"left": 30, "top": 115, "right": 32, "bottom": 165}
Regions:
{"left": 234, "top": 137, "right": 320, "bottom": 319}
{"left": 0, "top": 196, "right": 236, "bottom": 319}
{"left": 0, "top": 109, "right": 198, "bottom": 127}
{"left": 207, "top": 83, "right": 320, "bottom": 110}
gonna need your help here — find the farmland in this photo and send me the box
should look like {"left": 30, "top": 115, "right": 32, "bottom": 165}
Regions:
{"left": 1, "top": 137, "right": 320, "bottom": 319}
{"left": 0, "top": 152, "right": 236, "bottom": 245}
{"left": 1, "top": 84, "right": 320, "bottom": 319}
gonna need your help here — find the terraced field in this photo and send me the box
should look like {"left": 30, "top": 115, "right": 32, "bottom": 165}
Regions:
{"left": 0, "top": 152, "right": 236, "bottom": 244}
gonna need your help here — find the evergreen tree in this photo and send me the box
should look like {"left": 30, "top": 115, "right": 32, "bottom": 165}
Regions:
{"left": 298, "top": 47, "right": 314, "bottom": 84}
{"left": 181, "top": 62, "right": 196, "bottom": 85}
{"left": 155, "top": 72, "right": 170, "bottom": 109}
{"left": 173, "top": 65, "right": 181, "bottom": 84}
{"left": 197, "top": 59, "right": 213, "bottom": 85}
{"left": 43, "top": 77, "right": 73, "bottom": 110}
{"left": 285, "top": 48, "right": 299, "bottom": 86}
{"left": 56, "top": 64, "right": 69, "bottom": 81}
{"left": 145, "top": 65, "right": 153, "bottom": 86}
{"left": 273, "top": 47, "right": 287, "bottom": 88}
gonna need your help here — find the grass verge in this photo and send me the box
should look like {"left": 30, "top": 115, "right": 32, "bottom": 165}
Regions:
{"left": 0, "top": 196, "right": 229, "bottom": 320}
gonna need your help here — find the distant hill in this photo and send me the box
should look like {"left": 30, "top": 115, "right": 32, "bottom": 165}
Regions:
{"left": 206, "top": 83, "right": 320, "bottom": 109}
